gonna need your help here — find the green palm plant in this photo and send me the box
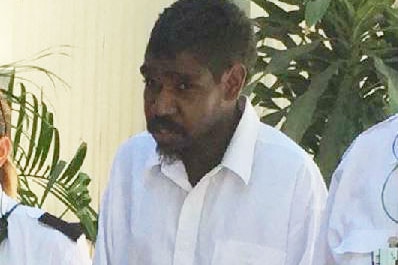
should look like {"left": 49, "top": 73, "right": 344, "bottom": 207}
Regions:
{"left": 0, "top": 48, "right": 97, "bottom": 241}
{"left": 248, "top": 0, "right": 398, "bottom": 184}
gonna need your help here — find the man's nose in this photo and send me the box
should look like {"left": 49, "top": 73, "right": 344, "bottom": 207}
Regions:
{"left": 153, "top": 86, "right": 177, "bottom": 116}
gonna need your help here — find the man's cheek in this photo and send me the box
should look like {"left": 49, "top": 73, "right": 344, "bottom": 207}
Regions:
{"left": 144, "top": 104, "right": 154, "bottom": 121}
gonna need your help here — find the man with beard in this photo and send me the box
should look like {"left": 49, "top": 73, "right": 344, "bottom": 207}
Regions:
{"left": 94, "top": 0, "right": 327, "bottom": 264}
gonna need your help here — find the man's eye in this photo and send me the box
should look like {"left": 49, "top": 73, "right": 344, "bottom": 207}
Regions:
{"left": 177, "top": 82, "right": 189, "bottom": 90}
{"left": 143, "top": 78, "right": 153, "bottom": 86}
{"left": 144, "top": 78, "right": 159, "bottom": 90}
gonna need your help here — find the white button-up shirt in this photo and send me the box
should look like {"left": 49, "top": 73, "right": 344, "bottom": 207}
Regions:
{"left": 94, "top": 98, "right": 327, "bottom": 265}
{"left": 0, "top": 188, "right": 91, "bottom": 265}
{"left": 317, "top": 114, "right": 398, "bottom": 265}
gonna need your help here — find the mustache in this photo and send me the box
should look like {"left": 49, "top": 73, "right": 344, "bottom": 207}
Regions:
{"left": 147, "top": 116, "right": 186, "bottom": 135}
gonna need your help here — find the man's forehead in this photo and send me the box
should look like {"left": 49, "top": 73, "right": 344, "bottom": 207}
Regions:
{"left": 140, "top": 52, "right": 209, "bottom": 77}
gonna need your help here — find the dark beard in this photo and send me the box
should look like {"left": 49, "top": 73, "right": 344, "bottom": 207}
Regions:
{"left": 157, "top": 145, "right": 181, "bottom": 164}
{"left": 147, "top": 116, "right": 191, "bottom": 162}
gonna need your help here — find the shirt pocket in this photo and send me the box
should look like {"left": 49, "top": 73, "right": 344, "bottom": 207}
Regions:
{"left": 211, "top": 240, "right": 286, "bottom": 265}
{"left": 333, "top": 229, "right": 392, "bottom": 255}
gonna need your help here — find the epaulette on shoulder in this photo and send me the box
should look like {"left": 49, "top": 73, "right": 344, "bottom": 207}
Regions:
{"left": 38, "top": 212, "right": 84, "bottom": 242}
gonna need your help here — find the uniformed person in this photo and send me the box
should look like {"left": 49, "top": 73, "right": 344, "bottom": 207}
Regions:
{"left": 0, "top": 93, "right": 91, "bottom": 265}
{"left": 317, "top": 114, "right": 398, "bottom": 264}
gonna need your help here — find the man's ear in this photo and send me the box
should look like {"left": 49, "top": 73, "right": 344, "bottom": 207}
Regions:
{"left": 0, "top": 136, "right": 11, "bottom": 167}
{"left": 220, "top": 63, "right": 247, "bottom": 101}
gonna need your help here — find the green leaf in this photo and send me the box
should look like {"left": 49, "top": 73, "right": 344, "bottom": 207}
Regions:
{"left": 255, "top": 25, "right": 294, "bottom": 46}
{"left": 36, "top": 112, "right": 54, "bottom": 172}
{"left": 23, "top": 94, "right": 39, "bottom": 172}
{"left": 254, "top": 82, "right": 285, "bottom": 99}
{"left": 257, "top": 45, "right": 282, "bottom": 57}
{"left": 282, "top": 63, "right": 338, "bottom": 142}
{"left": 253, "top": 6, "right": 303, "bottom": 31}
{"left": 278, "top": 71, "right": 310, "bottom": 97}
{"left": 277, "top": 0, "right": 304, "bottom": 5}
{"left": 50, "top": 128, "right": 60, "bottom": 173}
{"left": 374, "top": 57, "right": 398, "bottom": 114}
{"left": 7, "top": 69, "right": 15, "bottom": 95}
{"left": 252, "top": 0, "right": 290, "bottom": 17}
{"left": 59, "top": 143, "right": 87, "bottom": 184}
{"left": 305, "top": 0, "right": 332, "bottom": 26}
{"left": 76, "top": 205, "right": 98, "bottom": 241}
{"left": 18, "top": 188, "right": 39, "bottom": 206}
{"left": 13, "top": 84, "right": 27, "bottom": 159}
{"left": 265, "top": 41, "right": 320, "bottom": 74}
{"left": 30, "top": 103, "right": 50, "bottom": 173}
{"left": 39, "top": 160, "right": 67, "bottom": 207}
{"left": 242, "top": 82, "right": 257, "bottom": 96}
{"left": 261, "top": 110, "right": 286, "bottom": 126}
{"left": 68, "top": 172, "right": 91, "bottom": 192}
{"left": 259, "top": 98, "right": 282, "bottom": 110}
{"left": 316, "top": 76, "right": 357, "bottom": 185}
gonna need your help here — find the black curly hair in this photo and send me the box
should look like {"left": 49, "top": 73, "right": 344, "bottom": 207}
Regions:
{"left": 145, "top": 0, "right": 257, "bottom": 81}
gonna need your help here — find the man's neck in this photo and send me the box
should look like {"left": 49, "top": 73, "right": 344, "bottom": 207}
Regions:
{"left": 182, "top": 102, "right": 243, "bottom": 187}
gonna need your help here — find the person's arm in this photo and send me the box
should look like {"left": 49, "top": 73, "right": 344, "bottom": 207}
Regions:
{"left": 93, "top": 135, "right": 155, "bottom": 264}
{"left": 93, "top": 143, "right": 129, "bottom": 265}
{"left": 285, "top": 158, "right": 327, "bottom": 265}
{"left": 93, "top": 180, "right": 113, "bottom": 265}
{"left": 313, "top": 139, "right": 359, "bottom": 265}
{"left": 313, "top": 167, "right": 344, "bottom": 265}
{"left": 65, "top": 235, "right": 93, "bottom": 265}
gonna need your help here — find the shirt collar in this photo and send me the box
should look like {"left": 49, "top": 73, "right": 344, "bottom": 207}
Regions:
{"left": 145, "top": 137, "right": 161, "bottom": 169}
{"left": 220, "top": 96, "right": 260, "bottom": 185}
{"left": 0, "top": 186, "right": 18, "bottom": 216}
{"left": 145, "top": 96, "right": 260, "bottom": 186}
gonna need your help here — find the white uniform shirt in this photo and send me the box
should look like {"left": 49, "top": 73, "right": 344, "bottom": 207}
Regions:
{"left": 0, "top": 188, "right": 91, "bottom": 265}
{"left": 94, "top": 98, "right": 327, "bottom": 265}
{"left": 317, "top": 114, "right": 398, "bottom": 265}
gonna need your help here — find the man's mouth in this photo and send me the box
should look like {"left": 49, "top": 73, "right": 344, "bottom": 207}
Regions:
{"left": 152, "top": 128, "right": 180, "bottom": 143}
{"left": 147, "top": 117, "right": 187, "bottom": 145}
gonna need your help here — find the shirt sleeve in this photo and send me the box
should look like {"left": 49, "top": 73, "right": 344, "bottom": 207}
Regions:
{"left": 93, "top": 139, "right": 138, "bottom": 265}
{"left": 43, "top": 230, "right": 92, "bottom": 265}
{"left": 285, "top": 157, "right": 328, "bottom": 265}
{"left": 312, "top": 138, "right": 363, "bottom": 265}
{"left": 93, "top": 180, "right": 113, "bottom": 265}
{"left": 314, "top": 147, "right": 380, "bottom": 265}
{"left": 93, "top": 145, "right": 126, "bottom": 265}
{"left": 65, "top": 235, "right": 93, "bottom": 265}
{"left": 312, "top": 167, "right": 343, "bottom": 265}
